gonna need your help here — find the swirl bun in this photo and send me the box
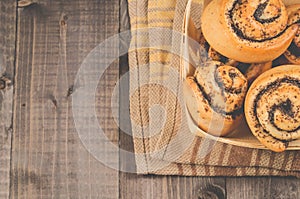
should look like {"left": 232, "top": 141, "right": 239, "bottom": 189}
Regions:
{"left": 201, "top": 0, "right": 298, "bottom": 63}
{"left": 245, "top": 65, "right": 300, "bottom": 152}
{"left": 185, "top": 61, "right": 248, "bottom": 136}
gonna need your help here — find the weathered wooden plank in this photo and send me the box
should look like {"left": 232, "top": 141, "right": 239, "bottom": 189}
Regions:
{"left": 8, "top": 0, "right": 299, "bottom": 198}
{"left": 120, "top": 173, "right": 226, "bottom": 199}
{"left": 0, "top": 1, "right": 17, "bottom": 199}
{"left": 226, "top": 178, "right": 272, "bottom": 199}
{"left": 11, "top": 1, "right": 119, "bottom": 198}
{"left": 270, "top": 178, "right": 300, "bottom": 199}
{"left": 226, "top": 177, "right": 300, "bottom": 199}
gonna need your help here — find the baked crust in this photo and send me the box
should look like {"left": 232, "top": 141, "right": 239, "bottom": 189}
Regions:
{"left": 185, "top": 61, "right": 248, "bottom": 136}
{"left": 245, "top": 65, "right": 300, "bottom": 152}
{"left": 201, "top": 0, "right": 298, "bottom": 63}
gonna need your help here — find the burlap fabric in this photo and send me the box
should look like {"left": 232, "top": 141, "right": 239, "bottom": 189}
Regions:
{"left": 128, "top": 0, "right": 300, "bottom": 177}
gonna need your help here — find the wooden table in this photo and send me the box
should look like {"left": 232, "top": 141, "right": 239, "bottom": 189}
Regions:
{"left": 0, "top": 0, "right": 299, "bottom": 198}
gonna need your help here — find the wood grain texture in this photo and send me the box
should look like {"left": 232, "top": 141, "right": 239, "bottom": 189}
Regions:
{"left": 120, "top": 174, "right": 226, "bottom": 199}
{"left": 227, "top": 178, "right": 272, "bottom": 199}
{"left": 0, "top": 1, "right": 17, "bottom": 199}
{"left": 270, "top": 178, "right": 300, "bottom": 199}
{"left": 11, "top": 0, "right": 119, "bottom": 198}
{"left": 227, "top": 177, "right": 300, "bottom": 199}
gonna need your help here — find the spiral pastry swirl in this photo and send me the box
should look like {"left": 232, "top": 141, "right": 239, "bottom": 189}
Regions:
{"left": 245, "top": 65, "right": 300, "bottom": 152}
{"left": 185, "top": 61, "right": 248, "bottom": 136}
{"left": 201, "top": 0, "right": 298, "bottom": 63}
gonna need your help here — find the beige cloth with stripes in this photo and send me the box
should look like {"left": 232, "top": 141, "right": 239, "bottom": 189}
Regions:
{"left": 128, "top": 0, "right": 300, "bottom": 177}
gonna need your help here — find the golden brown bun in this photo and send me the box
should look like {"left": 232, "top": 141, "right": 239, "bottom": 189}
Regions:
{"left": 245, "top": 65, "right": 300, "bottom": 152}
{"left": 201, "top": 0, "right": 298, "bottom": 63}
{"left": 185, "top": 61, "right": 248, "bottom": 136}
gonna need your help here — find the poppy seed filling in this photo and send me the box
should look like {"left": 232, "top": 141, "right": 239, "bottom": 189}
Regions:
{"left": 226, "top": 0, "right": 288, "bottom": 42}
{"left": 253, "top": 77, "right": 300, "bottom": 140}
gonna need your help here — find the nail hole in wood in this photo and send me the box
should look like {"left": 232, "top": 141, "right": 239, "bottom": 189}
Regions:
{"left": 67, "top": 85, "right": 74, "bottom": 97}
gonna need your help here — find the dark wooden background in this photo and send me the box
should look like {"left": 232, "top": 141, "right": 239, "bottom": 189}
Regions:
{"left": 0, "top": 0, "right": 299, "bottom": 198}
